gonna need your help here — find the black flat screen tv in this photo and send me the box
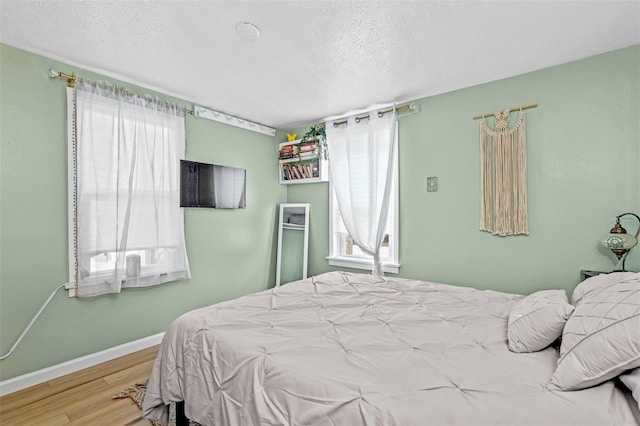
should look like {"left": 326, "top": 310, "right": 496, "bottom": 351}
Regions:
{"left": 180, "top": 160, "right": 246, "bottom": 208}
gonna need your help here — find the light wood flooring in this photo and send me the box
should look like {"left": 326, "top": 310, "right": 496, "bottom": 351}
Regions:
{"left": 0, "top": 345, "right": 159, "bottom": 425}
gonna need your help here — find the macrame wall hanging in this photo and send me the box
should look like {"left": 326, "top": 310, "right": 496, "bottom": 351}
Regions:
{"left": 479, "top": 108, "right": 529, "bottom": 236}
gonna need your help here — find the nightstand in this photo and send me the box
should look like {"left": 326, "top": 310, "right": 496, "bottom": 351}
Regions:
{"left": 580, "top": 270, "right": 608, "bottom": 281}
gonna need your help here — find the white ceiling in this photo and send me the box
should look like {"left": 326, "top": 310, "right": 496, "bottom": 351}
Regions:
{"left": 1, "top": 1, "right": 638, "bottom": 130}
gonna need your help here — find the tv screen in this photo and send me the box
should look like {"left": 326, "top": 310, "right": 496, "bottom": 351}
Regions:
{"left": 180, "top": 160, "right": 246, "bottom": 208}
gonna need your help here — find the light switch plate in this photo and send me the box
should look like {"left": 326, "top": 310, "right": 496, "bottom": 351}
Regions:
{"left": 427, "top": 177, "right": 438, "bottom": 192}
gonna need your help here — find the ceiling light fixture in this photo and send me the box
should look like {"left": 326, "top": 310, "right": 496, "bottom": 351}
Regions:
{"left": 235, "top": 22, "right": 261, "bottom": 41}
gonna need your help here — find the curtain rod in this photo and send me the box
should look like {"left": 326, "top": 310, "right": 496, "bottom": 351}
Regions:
{"left": 48, "top": 67, "right": 275, "bottom": 136}
{"left": 472, "top": 103, "right": 538, "bottom": 120}
{"left": 331, "top": 103, "right": 417, "bottom": 127}
{"left": 48, "top": 68, "right": 77, "bottom": 87}
{"left": 49, "top": 67, "right": 193, "bottom": 111}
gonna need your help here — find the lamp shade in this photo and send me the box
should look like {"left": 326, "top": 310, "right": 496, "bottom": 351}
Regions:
{"left": 600, "top": 232, "right": 637, "bottom": 256}
{"left": 600, "top": 213, "right": 640, "bottom": 271}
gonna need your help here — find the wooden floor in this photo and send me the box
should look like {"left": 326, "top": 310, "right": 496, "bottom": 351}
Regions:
{"left": 0, "top": 346, "right": 159, "bottom": 426}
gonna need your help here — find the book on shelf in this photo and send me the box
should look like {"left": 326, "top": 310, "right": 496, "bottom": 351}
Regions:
{"left": 280, "top": 152, "right": 319, "bottom": 162}
{"left": 280, "top": 151, "right": 317, "bottom": 160}
{"left": 278, "top": 145, "right": 297, "bottom": 159}
{"left": 282, "top": 162, "right": 320, "bottom": 181}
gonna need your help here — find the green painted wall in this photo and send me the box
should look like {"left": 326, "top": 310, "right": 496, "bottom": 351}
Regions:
{"left": 0, "top": 44, "right": 286, "bottom": 380}
{"left": 287, "top": 45, "right": 640, "bottom": 293}
{"left": 1, "top": 43, "right": 638, "bottom": 382}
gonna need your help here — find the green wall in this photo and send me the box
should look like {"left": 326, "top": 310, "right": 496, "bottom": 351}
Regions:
{"left": 0, "top": 44, "right": 286, "bottom": 381}
{"left": 287, "top": 45, "right": 640, "bottom": 293}
{"left": 1, "top": 43, "right": 638, "bottom": 382}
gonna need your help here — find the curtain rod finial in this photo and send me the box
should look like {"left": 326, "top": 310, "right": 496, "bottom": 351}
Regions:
{"left": 48, "top": 68, "right": 59, "bottom": 78}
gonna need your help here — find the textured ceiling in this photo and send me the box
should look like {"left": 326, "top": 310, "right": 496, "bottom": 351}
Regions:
{"left": 1, "top": 1, "right": 639, "bottom": 130}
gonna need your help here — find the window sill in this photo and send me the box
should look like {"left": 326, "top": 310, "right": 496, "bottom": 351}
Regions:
{"left": 326, "top": 256, "right": 400, "bottom": 274}
{"left": 65, "top": 269, "right": 189, "bottom": 297}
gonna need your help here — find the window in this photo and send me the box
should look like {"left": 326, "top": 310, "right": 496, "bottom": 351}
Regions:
{"left": 327, "top": 125, "right": 399, "bottom": 274}
{"left": 67, "top": 81, "right": 190, "bottom": 297}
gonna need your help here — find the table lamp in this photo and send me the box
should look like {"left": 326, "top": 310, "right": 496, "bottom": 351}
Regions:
{"left": 600, "top": 212, "right": 639, "bottom": 271}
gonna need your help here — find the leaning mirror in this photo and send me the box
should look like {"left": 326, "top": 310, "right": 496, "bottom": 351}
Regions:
{"left": 276, "top": 203, "right": 310, "bottom": 286}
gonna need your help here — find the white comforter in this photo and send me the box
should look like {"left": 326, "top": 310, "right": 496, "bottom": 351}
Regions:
{"left": 143, "top": 271, "right": 639, "bottom": 425}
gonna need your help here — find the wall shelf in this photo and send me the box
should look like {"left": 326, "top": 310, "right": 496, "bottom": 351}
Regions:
{"left": 278, "top": 139, "right": 328, "bottom": 184}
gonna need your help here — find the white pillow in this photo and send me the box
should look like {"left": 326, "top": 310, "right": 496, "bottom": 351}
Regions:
{"left": 549, "top": 273, "right": 640, "bottom": 391}
{"left": 619, "top": 368, "right": 640, "bottom": 411}
{"left": 508, "top": 290, "right": 574, "bottom": 353}
{"left": 571, "top": 271, "right": 636, "bottom": 306}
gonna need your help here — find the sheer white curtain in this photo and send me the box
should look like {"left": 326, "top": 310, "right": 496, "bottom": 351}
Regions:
{"left": 325, "top": 109, "right": 397, "bottom": 276}
{"left": 69, "top": 80, "right": 190, "bottom": 297}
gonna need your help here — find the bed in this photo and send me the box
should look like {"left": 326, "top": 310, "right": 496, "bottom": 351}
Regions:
{"left": 142, "top": 271, "right": 640, "bottom": 425}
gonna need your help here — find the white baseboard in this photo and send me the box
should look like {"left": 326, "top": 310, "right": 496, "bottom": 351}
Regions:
{"left": 0, "top": 332, "right": 164, "bottom": 397}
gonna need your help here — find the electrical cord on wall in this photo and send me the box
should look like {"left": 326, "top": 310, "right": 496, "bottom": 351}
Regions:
{"left": 0, "top": 283, "right": 67, "bottom": 360}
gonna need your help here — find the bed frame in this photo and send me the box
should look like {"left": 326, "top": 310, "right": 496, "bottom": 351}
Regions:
{"left": 176, "top": 401, "right": 188, "bottom": 426}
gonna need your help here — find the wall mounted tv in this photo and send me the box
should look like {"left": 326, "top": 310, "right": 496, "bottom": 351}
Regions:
{"left": 180, "top": 160, "right": 246, "bottom": 209}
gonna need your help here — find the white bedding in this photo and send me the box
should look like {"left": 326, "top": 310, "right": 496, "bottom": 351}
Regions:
{"left": 143, "top": 271, "right": 639, "bottom": 425}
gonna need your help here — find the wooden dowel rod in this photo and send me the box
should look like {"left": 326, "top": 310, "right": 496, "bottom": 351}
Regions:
{"left": 472, "top": 103, "right": 538, "bottom": 120}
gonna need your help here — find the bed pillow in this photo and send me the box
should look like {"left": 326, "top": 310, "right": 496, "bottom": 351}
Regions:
{"left": 549, "top": 273, "right": 640, "bottom": 391}
{"left": 507, "top": 290, "right": 574, "bottom": 353}
{"left": 619, "top": 368, "right": 640, "bottom": 411}
{"left": 571, "top": 271, "right": 636, "bottom": 306}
